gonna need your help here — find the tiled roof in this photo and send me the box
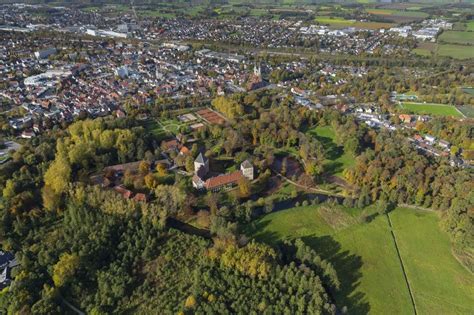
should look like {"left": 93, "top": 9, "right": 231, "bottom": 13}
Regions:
{"left": 113, "top": 185, "right": 133, "bottom": 199}
{"left": 205, "top": 171, "right": 242, "bottom": 189}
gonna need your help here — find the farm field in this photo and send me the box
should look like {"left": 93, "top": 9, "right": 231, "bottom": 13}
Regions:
{"left": 389, "top": 208, "right": 474, "bottom": 314}
{"left": 438, "top": 44, "right": 474, "bottom": 59}
{"left": 315, "top": 16, "right": 355, "bottom": 27}
{"left": 307, "top": 125, "right": 355, "bottom": 177}
{"left": 247, "top": 206, "right": 474, "bottom": 315}
{"left": 438, "top": 31, "right": 474, "bottom": 45}
{"left": 415, "top": 43, "right": 474, "bottom": 60}
{"left": 467, "top": 20, "right": 474, "bottom": 31}
{"left": 366, "top": 8, "right": 428, "bottom": 18}
{"left": 354, "top": 21, "right": 395, "bottom": 29}
{"left": 399, "top": 102, "right": 464, "bottom": 117}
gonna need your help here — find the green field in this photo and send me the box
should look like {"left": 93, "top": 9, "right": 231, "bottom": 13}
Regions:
{"left": 400, "top": 102, "right": 464, "bottom": 117}
{"left": 414, "top": 43, "right": 474, "bottom": 60}
{"left": 366, "top": 8, "right": 427, "bottom": 18}
{"left": 247, "top": 206, "right": 474, "bottom": 315}
{"left": 438, "top": 31, "right": 474, "bottom": 45}
{"left": 315, "top": 16, "right": 355, "bottom": 27}
{"left": 467, "top": 20, "right": 474, "bottom": 31}
{"left": 390, "top": 208, "right": 474, "bottom": 314}
{"left": 308, "top": 126, "right": 355, "bottom": 176}
{"left": 438, "top": 44, "right": 474, "bottom": 60}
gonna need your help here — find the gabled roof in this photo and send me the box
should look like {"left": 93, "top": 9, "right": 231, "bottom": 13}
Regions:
{"left": 241, "top": 160, "right": 252, "bottom": 169}
{"left": 195, "top": 152, "right": 207, "bottom": 164}
{"left": 205, "top": 171, "right": 242, "bottom": 190}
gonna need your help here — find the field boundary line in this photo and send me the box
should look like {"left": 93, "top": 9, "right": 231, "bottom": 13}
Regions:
{"left": 451, "top": 248, "right": 474, "bottom": 275}
{"left": 386, "top": 212, "right": 418, "bottom": 315}
{"left": 454, "top": 106, "right": 467, "bottom": 118}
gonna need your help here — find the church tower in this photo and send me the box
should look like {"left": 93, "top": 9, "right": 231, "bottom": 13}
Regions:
{"left": 253, "top": 63, "right": 261, "bottom": 79}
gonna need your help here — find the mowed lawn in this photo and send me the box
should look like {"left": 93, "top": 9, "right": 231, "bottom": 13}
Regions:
{"left": 400, "top": 102, "right": 463, "bottom": 117}
{"left": 246, "top": 205, "right": 413, "bottom": 314}
{"left": 246, "top": 206, "right": 474, "bottom": 314}
{"left": 390, "top": 208, "right": 474, "bottom": 314}
{"left": 308, "top": 125, "right": 355, "bottom": 177}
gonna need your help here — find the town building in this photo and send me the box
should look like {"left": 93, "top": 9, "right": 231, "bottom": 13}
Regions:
{"left": 34, "top": 47, "right": 57, "bottom": 59}
{"left": 192, "top": 153, "right": 253, "bottom": 191}
{"left": 194, "top": 153, "right": 209, "bottom": 178}
{"left": 0, "top": 251, "right": 18, "bottom": 289}
{"left": 241, "top": 160, "right": 254, "bottom": 181}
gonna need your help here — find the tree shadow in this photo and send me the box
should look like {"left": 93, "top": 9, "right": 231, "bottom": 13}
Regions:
{"left": 242, "top": 219, "right": 281, "bottom": 246}
{"left": 313, "top": 135, "right": 343, "bottom": 161}
{"left": 324, "top": 161, "right": 344, "bottom": 175}
{"left": 300, "top": 235, "right": 370, "bottom": 315}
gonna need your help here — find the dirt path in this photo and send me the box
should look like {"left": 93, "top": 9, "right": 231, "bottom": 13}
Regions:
{"left": 271, "top": 168, "right": 348, "bottom": 199}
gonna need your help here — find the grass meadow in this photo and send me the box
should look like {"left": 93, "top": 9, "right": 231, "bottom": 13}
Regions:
{"left": 307, "top": 125, "right": 355, "bottom": 177}
{"left": 246, "top": 205, "right": 474, "bottom": 315}
{"left": 438, "top": 31, "right": 474, "bottom": 45}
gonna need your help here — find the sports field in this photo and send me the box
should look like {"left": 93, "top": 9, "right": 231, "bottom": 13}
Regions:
{"left": 247, "top": 206, "right": 474, "bottom": 315}
{"left": 400, "top": 102, "right": 464, "bottom": 117}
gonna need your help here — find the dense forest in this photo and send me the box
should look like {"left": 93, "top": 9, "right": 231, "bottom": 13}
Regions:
{"left": 344, "top": 131, "right": 473, "bottom": 248}
{"left": 0, "top": 185, "right": 337, "bottom": 314}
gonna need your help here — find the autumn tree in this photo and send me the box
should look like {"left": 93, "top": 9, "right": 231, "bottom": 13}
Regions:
{"left": 53, "top": 253, "right": 80, "bottom": 287}
{"left": 238, "top": 177, "right": 251, "bottom": 198}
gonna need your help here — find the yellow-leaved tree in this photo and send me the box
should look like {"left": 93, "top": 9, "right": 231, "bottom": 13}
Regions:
{"left": 52, "top": 253, "right": 80, "bottom": 287}
{"left": 42, "top": 152, "right": 71, "bottom": 211}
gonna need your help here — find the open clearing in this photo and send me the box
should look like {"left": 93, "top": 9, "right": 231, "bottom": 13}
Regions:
{"left": 247, "top": 206, "right": 474, "bottom": 315}
{"left": 307, "top": 125, "right": 355, "bottom": 177}
{"left": 399, "top": 102, "right": 464, "bottom": 117}
{"left": 247, "top": 205, "right": 412, "bottom": 314}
